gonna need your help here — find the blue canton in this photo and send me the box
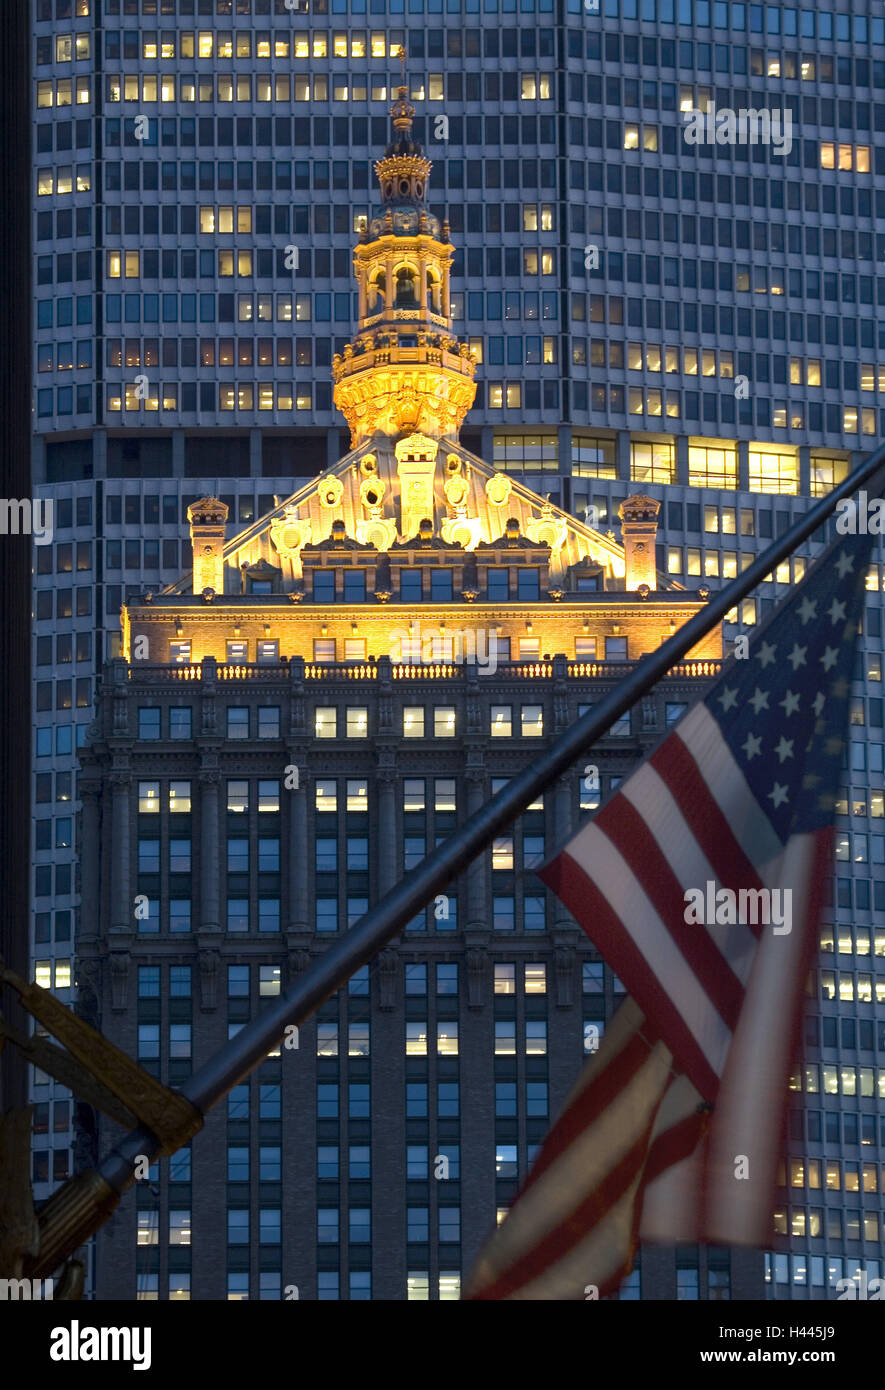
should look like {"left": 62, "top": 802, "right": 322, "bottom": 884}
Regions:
{"left": 701, "top": 532, "right": 876, "bottom": 842}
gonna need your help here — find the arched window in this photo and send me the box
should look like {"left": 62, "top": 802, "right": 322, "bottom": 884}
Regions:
{"left": 367, "top": 270, "right": 385, "bottom": 313}
{"left": 394, "top": 265, "right": 418, "bottom": 309}
{"left": 426, "top": 270, "right": 442, "bottom": 314}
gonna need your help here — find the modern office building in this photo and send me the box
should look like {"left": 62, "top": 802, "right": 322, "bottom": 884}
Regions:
{"left": 31, "top": 0, "right": 885, "bottom": 1298}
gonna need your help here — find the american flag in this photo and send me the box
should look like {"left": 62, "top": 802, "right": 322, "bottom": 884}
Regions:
{"left": 466, "top": 532, "right": 874, "bottom": 1300}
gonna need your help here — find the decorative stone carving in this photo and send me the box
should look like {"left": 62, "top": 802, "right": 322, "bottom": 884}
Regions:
{"left": 466, "top": 949, "right": 486, "bottom": 1009}
{"left": 270, "top": 508, "right": 313, "bottom": 564}
{"left": 378, "top": 951, "right": 398, "bottom": 1010}
{"left": 554, "top": 946, "right": 575, "bottom": 1008}
{"left": 396, "top": 433, "right": 438, "bottom": 540}
{"left": 109, "top": 951, "right": 129, "bottom": 1013}
{"left": 485, "top": 472, "right": 512, "bottom": 508}
{"left": 443, "top": 472, "right": 469, "bottom": 509}
{"left": 317, "top": 475, "right": 344, "bottom": 509}
{"left": 356, "top": 517, "right": 397, "bottom": 551}
{"left": 526, "top": 501, "right": 568, "bottom": 551}
{"left": 75, "top": 956, "right": 102, "bottom": 1029}
{"left": 441, "top": 514, "right": 481, "bottom": 550}
{"left": 359, "top": 474, "right": 386, "bottom": 511}
{"left": 618, "top": 493, "right": 662, "bottom": 591}
{"left": 287, "top": 949, "right": 311, "bottom": 981}
{"left": 198, "top": 949, "right": 220, "bottom": 1012}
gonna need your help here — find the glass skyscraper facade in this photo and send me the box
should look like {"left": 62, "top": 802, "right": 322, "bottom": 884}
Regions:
{"left": 32, "top": 0, "right": 885, "bottom": 1298}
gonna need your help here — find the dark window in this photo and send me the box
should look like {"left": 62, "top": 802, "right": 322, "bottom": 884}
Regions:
{"left": 516, "top": 569, "right": 540, "bottom": 601}
{"left": 400, "top": 568, "right": 422, "bottom": 602}
{"left": 343, "top": 570, "right": 366, "bottom": 603}
{"left": 430, "top": 569, "right": 453, "bottom": 602}
{"left": 313, "top": 569, "right": 335, "bottom": 602}
{"left": 487, "top": 568, "right": 509, "bottom": 601}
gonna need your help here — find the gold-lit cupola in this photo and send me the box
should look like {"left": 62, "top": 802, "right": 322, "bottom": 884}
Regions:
{"left": 332, "top": 84, "right": 476, "bottom": 448}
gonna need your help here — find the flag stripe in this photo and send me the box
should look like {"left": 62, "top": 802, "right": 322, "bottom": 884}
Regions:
{"left": 543, "top": 841, "right": 724, "bottom": 1099}
{"left": 465, "top": 1003, "right": 673, "bottom": 1301}
{"left": 698, "top": 829, "right": 831, "bottom": 1243}
{"left": 519, "top": 1026, "right": 654, "bottom": 1197}
{"left": 469, "top": 1128, "right": 656, "bottom": 1301}
{"left": 658, "top": 705, "right": 780, "bottom": 887}
{"left": 595, "top": 794, "right": 745, "bottom": 1028}
{"left": 620, "top": 764, "right": 758, "bottom": 982}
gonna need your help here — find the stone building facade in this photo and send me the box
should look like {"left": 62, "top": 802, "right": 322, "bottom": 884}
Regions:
{"left": 74, "top": 97, "right": 758, "bottom": 1302}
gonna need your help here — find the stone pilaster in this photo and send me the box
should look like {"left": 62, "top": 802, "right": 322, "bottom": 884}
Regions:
{"left": 109, "top": 770, "right": 131, "bottom": 935}
{"left": 198, "top": 768, "right": 221, "bottom": 936}
{"left": 377, "top": 765, "right": 398, "bottom": 897}
{"left": 286, "top": 763, "right": 310, "bottom": 936}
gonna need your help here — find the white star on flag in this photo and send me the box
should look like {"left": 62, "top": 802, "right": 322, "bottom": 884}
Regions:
{"left": 774, "top": 737, "right": 794, "bottom": 763}
{"left": 780, "top": 690, "right": 801, "bottom": 717}
{"left": 757, "top": 641, "right": 777, "bottom": 667}
{"left": 796, "top": 598, "right": 817, "bottom": 625}
{"left": 835, "top": 551, "right": 854, "bottom": 577}
{"left": 787, "top": 644, "right": 807, "bottom": 670}
{"left": 749, "top": 687, "right": 769, "bottom": 714}
{"left": 828, "top": 599, "right": 847, "bottom": 625}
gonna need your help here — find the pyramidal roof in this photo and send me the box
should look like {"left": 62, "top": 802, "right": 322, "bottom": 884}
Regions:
{"left": 162, "top": 434, "right": 650, "bottom": 597}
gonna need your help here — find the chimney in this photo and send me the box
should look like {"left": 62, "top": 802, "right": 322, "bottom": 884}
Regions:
{"left": 187, "top": 496, "right": 229, "bottom": 595}
{"left": 618, "top": 494, "right": 661, "bottom": 591}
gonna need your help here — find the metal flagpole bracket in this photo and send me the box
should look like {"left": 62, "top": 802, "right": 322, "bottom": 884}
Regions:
{"left": 0, "top": 962, "right": 202, "bottom": 1157}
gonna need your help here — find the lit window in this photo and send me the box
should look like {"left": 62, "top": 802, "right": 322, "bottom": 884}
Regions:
{"left": 403, "top": 708, "right": 425, "bottom": 738}
{"left": 748, "top": 446, "right": 799, "bottom": 495}
{"left": 346, "top": 707, "right": 368, "bottom": 738}
{"left": 631, "top": 440, "right": 674, "bottom": 484}
{"left": 315, "top": 708, "right": 337, "bottom": 739}
{"left": 492, "top": 837, "right": 514, "bottom": 870}
{"left": 688, "top": 441, "right": 738, "bottom": 489}
{"left": 433, "top": 707, "right": 455, "bottom": 737}
{"left": 521, "top": 705, "right": 543, "bottom": 737}
{"left": 525, "top": 965, "right": 547, "bottom": 996}
{"left": 490, "top": 705, "right": 512, "bottom": 737}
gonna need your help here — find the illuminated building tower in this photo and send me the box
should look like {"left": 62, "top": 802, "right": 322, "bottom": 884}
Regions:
{"left": 332, "top": 83, "right": 476, "bottom": 448}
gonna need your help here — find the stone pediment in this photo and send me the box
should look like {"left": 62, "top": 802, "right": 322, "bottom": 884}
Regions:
{"left": 306, "top": 535, "right": 375, "bottom": 554}
{"left": 395, "top": 530, "right": 464, "bottom": 551}
{"left": 167, "top": 439, "right": 684, "bottom": 597}
{"left": 241, "top": 557, "right": 281, "bottom": 578}
{"left": 481, "top": 534, "right": 547, "bottom": 551}
{"left": 304, "top": 520, "right": 377, "bottom": 555}
{"left": 480, "top": 518, "right": 550, "bottom": 553}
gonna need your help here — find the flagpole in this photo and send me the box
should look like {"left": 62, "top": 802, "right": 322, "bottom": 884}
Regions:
{"left": 24, "top": 444, "right": 885, "bottom": 1278}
